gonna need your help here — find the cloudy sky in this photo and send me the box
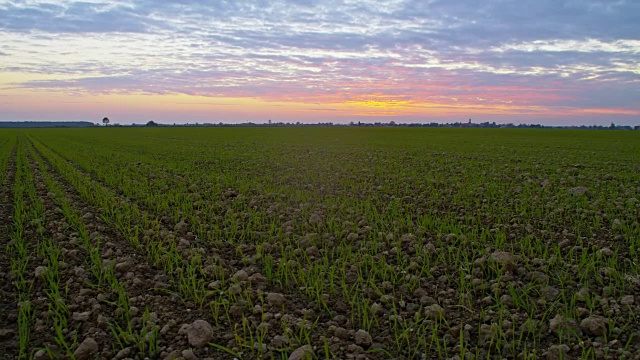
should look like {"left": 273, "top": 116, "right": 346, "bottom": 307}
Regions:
{"left": 1, "top": 0, "right": 639, "bottom": 125}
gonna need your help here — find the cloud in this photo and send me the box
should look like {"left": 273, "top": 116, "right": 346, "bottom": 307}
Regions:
{"left": 1, "top": 0, "right": 639, "bottom": 123}
{"left": 0, "top": 2, "right": 154, "bottom": 33}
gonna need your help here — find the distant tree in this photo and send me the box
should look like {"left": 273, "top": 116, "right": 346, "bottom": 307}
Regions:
{"left": 146, "top": 120, "right": 158, "bottom": 127}
{"left": 102, "top": 117, "right": 110, "bottom": 126}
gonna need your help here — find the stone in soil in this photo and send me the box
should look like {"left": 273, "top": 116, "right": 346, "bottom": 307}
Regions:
{"left": 620, "top": 295, "right": 634, "bottom": 305}
{"left": 354, "top": 329, "right": 372, "bottom": 348}
{"left": 267, "top": 292, "right": 286, "bottom": 307}
{"left": 308, "top": 213, "right": 322, "bottom": 225}
{"left": 181, "top": 349, "right": 197, "bottom": 360}
{"left": 248, "top": 272, "right": 267, "bottom": 284}
{"left": 546, "top": 344, "right": 570, "bottom": 360}
{"left": 73, "top": 337, "right": 99, "bottom": 360}
{"left": 72, "top": 311, "right": 91, "bottom": 322}
{"left": 232, "top": 269, "right": 249, "bottom": 282}
{"left": 34, "top": 266, "right": 47, "bottom": 278}
{"left": 425, "top": 304, "right": 445, "bottom": 320}
{"left": 0, "top": 328, "right": 15, "bottom": 340}
{"left": 490, "top": 251, "right": 517, "bottom": 270}
{"left": 186, "top": 320, "right": 214, "bottom": 348}
{"left": 580, "top": 315, "right": 608, "bottom": 336}
{"left": 289, "top": 344, "right": 314, "bottom": 360}
{"left": 115, "top": 261, "right": 134, "bottom": 273}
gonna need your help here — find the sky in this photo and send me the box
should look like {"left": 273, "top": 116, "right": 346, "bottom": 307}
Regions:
{"left": 1, "top": 0, "right": 639, "bottom": 126}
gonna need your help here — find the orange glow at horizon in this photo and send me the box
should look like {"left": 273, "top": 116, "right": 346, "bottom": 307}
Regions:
{"left": 1, "top": 82, "right": 639, "bottom": 123}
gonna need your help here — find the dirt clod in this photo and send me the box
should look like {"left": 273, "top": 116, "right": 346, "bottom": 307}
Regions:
{"left": 354, "top": 329, "right": 372, "bottom": 348}
{"left": 267, "top": 292, "right": 286, "bottom": 307}
{"left": 73, "top": 337, "right": 99, "bottom": 360}
{"left": 186, "top": 320, "right": 214, "bottom": 348}
{"left": 289, "top": 344, "right": 314, "bottom": 360}
{"left": 580, "top": 315, "right": 608, "bottom": 336}
{"left": 490, "top": 251, "right": 516, "bottom": 270}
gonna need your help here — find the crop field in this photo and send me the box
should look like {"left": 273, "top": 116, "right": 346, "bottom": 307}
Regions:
{"left": 0, "top": 127, "right": 639, "bottom": 360}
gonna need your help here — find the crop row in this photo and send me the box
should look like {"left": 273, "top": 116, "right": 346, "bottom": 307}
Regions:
{"left": 2, "top": 127, "right": 639, "bottom": 359}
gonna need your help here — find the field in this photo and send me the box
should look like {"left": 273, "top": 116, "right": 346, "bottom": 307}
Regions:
{"left": 0, "top": 127, "right": 639, "bottom": 360}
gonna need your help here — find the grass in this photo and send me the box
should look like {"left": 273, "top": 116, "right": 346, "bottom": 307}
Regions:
{"left": 1, "top": 127, "right": 638, "bottom": 359}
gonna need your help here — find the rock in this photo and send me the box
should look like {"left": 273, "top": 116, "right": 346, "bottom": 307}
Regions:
{"left": 115, "top": 347, "right": 131, "bottom": 359}
{"left": 305, "top": 246, "right": 319, "bottom": 257}
{"left": 0, "top": 328, "right": 15, "bottom": 340}
{"left": 182, "top": 349, "right": 197, "bottom": 360}
{"left": 33, "top": 350, "right": 48, "bottom": 360}
{"left": 115, "top": 261, "right": 133, "bottom": 273}
{"left": 334, "top": 326, "right": 350, "bottom": 340}
{"left": 424, "top": 242, "right": 436, "bottom": 254}
{"left": 74, "top": 267, "right": 85, "bottom": 276}
{"left": 175, "top": 221, "right": 189, "bottom": 234}
{"left": 232, "top": 269, "right": 249, "bottom": 282}
{"left": 73, "top": 337, "right": 99, "bottom": 360}
{"left": 82, "top": 212, "right": 93, "bottom": 220}
{"left": 569, "top": 187, "right": 588, "bottom": 196}
{"left": 580, "top": 315, "right": 608, "bottom": 336}
{"left": 546, "top": 344, "right": 570, "bottom": 360}
{"left": 248, "top": 272, "right": 267, "bottom": 284}
{"left": 163, "top": 350, "right": 182, "bottom": 360}
{"left": 549, "top": 314, "right": 581, "bottom": 336}
{"left": 490, "top": 251, "right": 516, "bottom": 270}
{"left": 541, "top": 286, "right": 560, "bottom": 301}
{"left": 500, "top": 295, "right": 513, "bottom": 307}
{"left": 620, "top": 295, "right": 634, "bottom": 305}
{"left": 178, "top": 323, "right": 191, "bottom": 335}
{"left": 267, "top": 292, "right": 286, "bottom": 307}
{"left": 229, "top": 305, "right": 245, "bottom": 318}
{"left": 346, "top": 232, "right": 358, "bottom": 241}
{"left": 228, "top": 284, "right": 242, "bottom": 295}
{"left": 425, "top": 304, "right": 445, "bottom": 320}
{"left": 599, "top": 247, "right": 614, "bottom": 256}
{"left": 289, "top": 345, "right": 314, "bottom": 360}
{"left": 35, "top": 266, "right": 47, "bottom": 278}
{"left": 529, "top": 271, "right": 549, "bottom": 283}
{"left": 354, "top": 329, "right": 372, "bottom": 348}
{"left": 72, "top": 311, "right": 91, "bottom": 322}
{"left": 187, "top": 320, "right": 213, "bottom": 348}
{"left": 308, "top": 214, "right": 322, "bottom": 226}
{"left": 97, "top": 315, "right": 109, "bottom": 329}
{"left": 271, "top": 335, "right": 289, "bottom": 348}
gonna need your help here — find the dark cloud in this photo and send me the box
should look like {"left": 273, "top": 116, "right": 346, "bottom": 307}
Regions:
{"left": 0, "top": 2, "right": 154, "bottom": 33}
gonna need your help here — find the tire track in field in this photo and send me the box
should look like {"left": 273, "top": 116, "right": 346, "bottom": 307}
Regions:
{"left": 0, "top": 145, "right": 18, "bottom": 358}
{"left": 24, "top": 147, "right": 120, "bottom": 358}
